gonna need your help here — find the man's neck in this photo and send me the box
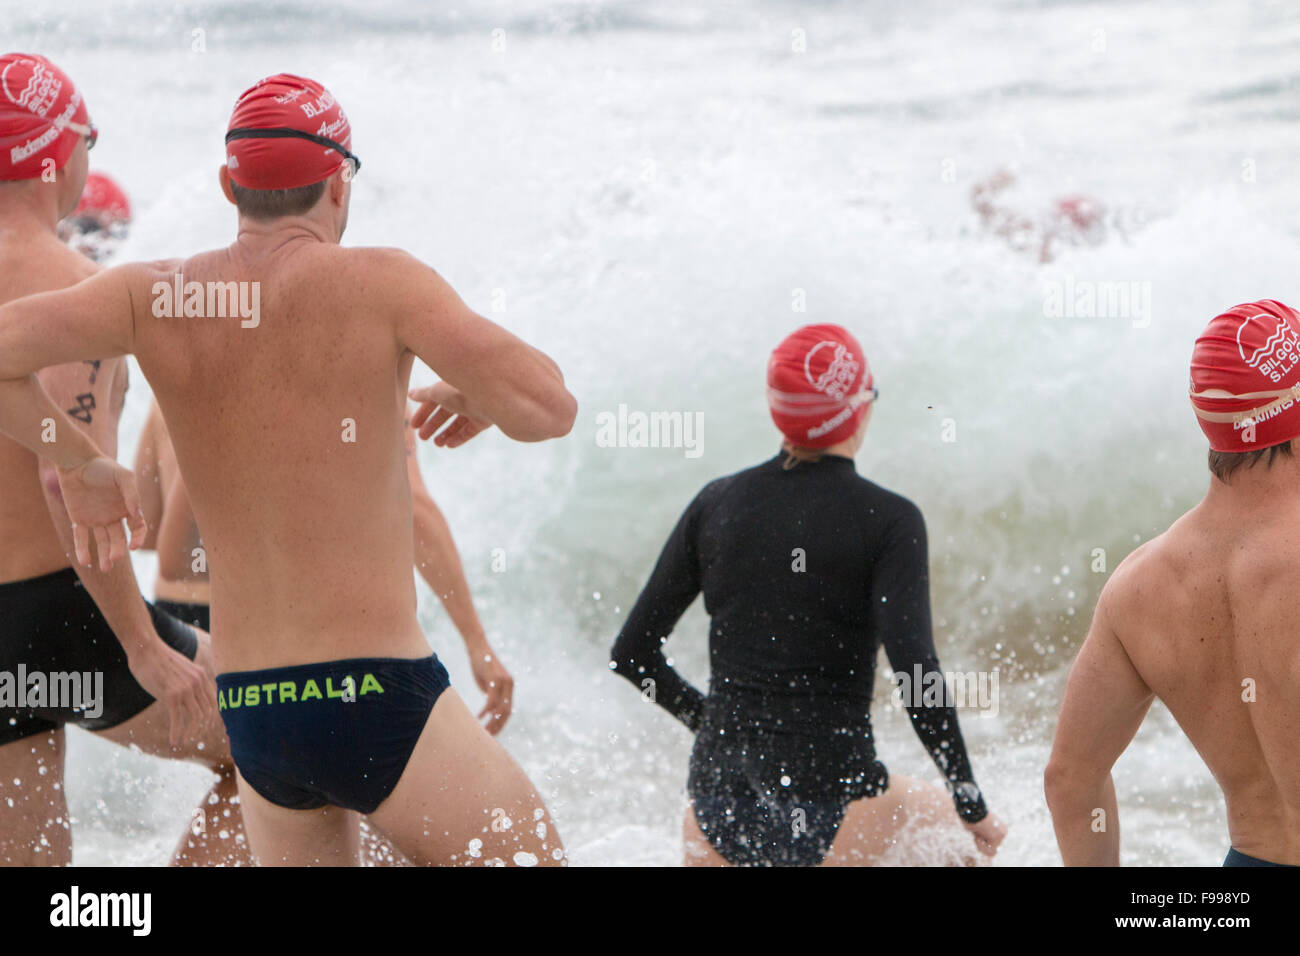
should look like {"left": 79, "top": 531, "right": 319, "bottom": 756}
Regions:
{"left": 234, "top": 213, "right": 338, "bottom": 254}
{"left": 0, "top": 182, "right": 61, "bottom": 235}
{"left": 1205, "top": 452, "right": 1300, "bottom": 506}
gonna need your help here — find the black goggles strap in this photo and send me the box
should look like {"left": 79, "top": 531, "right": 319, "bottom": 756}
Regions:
{"left": 224, "top": 127, "right": 360, "bottom": 174}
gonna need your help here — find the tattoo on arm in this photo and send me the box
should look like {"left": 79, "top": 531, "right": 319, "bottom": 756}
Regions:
{"left": 67, "top": 392, "right": 96, "bottom": 425}
{"left": 83, "top": 359, "right": 101, "bottom": 385}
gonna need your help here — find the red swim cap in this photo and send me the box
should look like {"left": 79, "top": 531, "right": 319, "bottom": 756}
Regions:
{"left": 74, "top": 171, "right": 130, "bottom": 222}
{"left": 0, "top": 53, "right": 90, "bottom": 181}
{"left": 767, "top": 324, "right": 875, "bottom": 449}
{"left": 1190, "top": 300, "right": 1300, "bottom": 453}
{"left": 225, "top": 73, "right": 354, "bottom": 190}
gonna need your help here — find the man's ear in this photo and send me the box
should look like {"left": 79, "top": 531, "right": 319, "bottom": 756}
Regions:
{"left": 218, "top": 165, "right": 237, "bottom": 206}
{"left": 329, "top": 168, "right": 349, "bottom": 206}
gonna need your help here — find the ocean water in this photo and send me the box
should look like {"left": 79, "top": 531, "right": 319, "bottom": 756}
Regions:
{"left": 10, "top": 0, "right": 1300, "bottom": 865}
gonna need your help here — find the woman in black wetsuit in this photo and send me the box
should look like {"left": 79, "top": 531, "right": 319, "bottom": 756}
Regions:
{"left": 611, "top": 323, "right": 1006, "bottom": 866}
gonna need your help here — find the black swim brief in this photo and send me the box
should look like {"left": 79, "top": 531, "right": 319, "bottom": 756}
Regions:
{"left": 1223, "top": 847, "right": 1296, "bottom": 867}
{"left": 217, "top": 654, "right": 450, "bottom": 814}
{"left": 0, "top": 568, "right": 200, "bottom": 746}
{"left": 154, "top": 599, "right": 210, "bottom": 633}
{"left": 687, "top": 722, "right": 888, "bottom": 867}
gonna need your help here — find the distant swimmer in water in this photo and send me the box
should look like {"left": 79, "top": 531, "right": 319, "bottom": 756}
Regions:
{"left": 970, "top": 168, "right": 1107, "bottom": 263}
{"left": 0, "top": 71, "right": 577, "bottom": 866}
{"left": 611, "top": 324, "right": 1006, "bottom": 866}
{"left": 58, "top": 170, "right": 131, "bottom": 263}
{"left": 134, "top": 399, "right": 515, "bottom": 732}
{"left": 0, "top": 53, "right": 248, "bottom": 867}
{"left": 1047, "top": 299, "right": 1300, "bottom": 868}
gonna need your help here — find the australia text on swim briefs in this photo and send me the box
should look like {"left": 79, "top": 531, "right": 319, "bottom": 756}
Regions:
{"left": 49, "top": 886, "right": 151, "bottom": 937}
{"left": 594, "top": 403, "right": 703, "bottom": 459}
{"left": 218, "top": 673, "right": 382, "bottom": 709}
{"left": 0, "top": 665, "right": 104, "bottom": 719}
{"left": 890, "top": 665, "right": 999, "bottom": 718}
{"left": 151, "top": 272, "right": 260, "bottom": 328}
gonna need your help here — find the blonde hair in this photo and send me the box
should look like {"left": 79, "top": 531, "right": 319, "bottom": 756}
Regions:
{"left": 780, "top": 442, "right": 824, "bottom": 470}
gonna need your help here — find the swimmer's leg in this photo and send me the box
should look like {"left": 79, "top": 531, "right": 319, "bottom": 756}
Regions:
{"left": 166, "top": 766, "right": 241, "bottom": 866}
{"left": 365, "top": 689, "right": 565, "bottom": 867}
{"left": 0, "top": 728, "right": 70, "bottom": 866}
{"left": 360, "top": 817, "right": 411, "bottom": 866}
{"left": 681, "top": 804, "right": 730, "bottom": 867}
{"left": 821, "top": 773, "right": 981, "bottom": 867}
{"left": 93, "top": 632, "right": 252, "bottom": 866}
{"left": 234, "top": 769, "right": 361, "bottom": 866}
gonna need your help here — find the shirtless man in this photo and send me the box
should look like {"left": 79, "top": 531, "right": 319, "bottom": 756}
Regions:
{"left": 0, "top": 52, "right": 247, "bottom": 866}
{"left": 0, "top": 72, "right": 576, "bottom": 866}
{"left": 136, "top": 399, "right": 515, "bottom": 732}
{"left": 1046, "top": 299, "right": 1300, "bottom": 867}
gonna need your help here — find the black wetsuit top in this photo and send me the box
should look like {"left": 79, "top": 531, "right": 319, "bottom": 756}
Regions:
{"left": 611, "top": 452, "right": 987, "bottom": 824}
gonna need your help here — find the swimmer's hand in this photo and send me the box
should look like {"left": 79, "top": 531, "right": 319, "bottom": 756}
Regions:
{"left": 469, "top": 641, "right": 514, "bottom": 735}
{"left": 127, "top": 641, "right": 217, "bottom": 747}
{"left": 964, "top": 811, "right": 1008, "bottom": 858}
{"left": 409, "top": 383, "right": 491, "bottom": 449}
{"left": 55, "top": 455, "right": 148, "bottom": 571}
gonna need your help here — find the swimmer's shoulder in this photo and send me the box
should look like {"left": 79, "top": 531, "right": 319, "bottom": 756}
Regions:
{"left": 1095, "top": 525, "right": 1188, "bottom": 637}
{"left": 848, "top": 471, "right": 926, "bottom": 530}
{"left": 107, "top": 256, "right": 190, "bottom": 298}
{"left": 321, "top": 246, "right": 440, "bottom": 278}
{"left": 311, "top": 246, "right": 463, "bottom": 307}
{"left": 1, "top": 231, "right": 98, "bottom": 295}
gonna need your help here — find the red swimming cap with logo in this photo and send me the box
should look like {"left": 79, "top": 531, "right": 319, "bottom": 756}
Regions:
{"left": 74, "top": 171, "right": 130, "bottom": 222}
{"left": 767, "top": 324, "right": 874, "bottom": 449}
{"left": 1190, "top": 300, "right": 1300, "bottom": 453}
{"left": 0, "top": 53, "right": 89, "bottom": 181}
{"left": 225, "top": 73, "right": 351, "bottom": 189}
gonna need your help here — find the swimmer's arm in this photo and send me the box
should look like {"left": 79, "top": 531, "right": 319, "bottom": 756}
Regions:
{"left": 155, "top": 471, "right": 201, "bottom": 570}
{"left": 132, "top": 404, "right": 165, "bottom": 550}
{"left": 34, "top": 363, "right": 214, "bottom": 743}
{"left": 384, "top": 250, "right": 577, "bottom": 442}
{"left": 405, "top": 422, "right": 513, "bottom": 733}
{"left": 0, "top": 266, "right": 145, "bottom": 563}
{"left": 407, "top": 425, "right": 489, "bottom": 647}
{"left": 877, "top": 502, "right": 989, "bottom": 822}
{"left": 610, "top": 491, "right": 708, "bottom": 732}
{"left": 1045, "top": 585, "right": 1154, "bottom": 866}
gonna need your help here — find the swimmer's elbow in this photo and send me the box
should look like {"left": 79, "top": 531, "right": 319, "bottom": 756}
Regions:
{"left": 549, "top": 388, "right": 578, "bottom": 438}
{"left": 501, "top": 387, "right": 577, "bottom": 442}
{"left": 607, "top": 639, "right": 639, "bottom": 683}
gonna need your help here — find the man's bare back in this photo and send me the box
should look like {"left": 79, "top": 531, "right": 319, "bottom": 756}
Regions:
{"left": 1101, "top": 479, "right": 1300, "bottom": 861}
{"left": 1048, "top": 298, "right": 1300, "bottom": 867}
{"left": 129, "top": 241, "right": 432, "bottom": 671}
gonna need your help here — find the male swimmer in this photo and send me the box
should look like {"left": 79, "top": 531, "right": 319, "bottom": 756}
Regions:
{"left": 1047, "top": 300, "right": 1300, "bottom": 867}
{"left": 135, "top": 400, "right": 515, "bottom": 732}
{"left": 0, "top": 71, "right": 576, "bottom": 866}
{"left": 612, "top": 324, "right": 1006, "bottom": 866}
{"left": 0, "top": 52, "right": 248, "bottom": 866}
